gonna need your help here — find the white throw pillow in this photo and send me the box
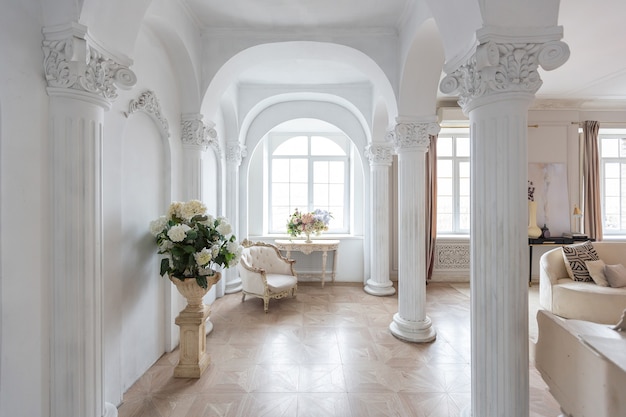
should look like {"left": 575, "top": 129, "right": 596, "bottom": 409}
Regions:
{"left": 605, "top": 264, "right": 626, "bottom": 288}
{"left": 585, "top": 259, "right": 609, "bottom": 286}
{"left": 561, "top": 240, "right": 599, "bottom": 282}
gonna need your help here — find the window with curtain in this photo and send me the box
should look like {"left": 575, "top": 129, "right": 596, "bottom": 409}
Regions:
{"left": 437, "top": 129, "right": 470, "bottom": 234}
{"left": 268, "top": 133, "right": 350, "bottom": 234}
{"left": 599, "top": 129, "right": 626, "bottom": 234}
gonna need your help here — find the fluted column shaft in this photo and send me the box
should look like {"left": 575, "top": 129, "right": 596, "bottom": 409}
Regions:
{"left": 440, "top": 29, "right": 570, "bottom": 417}
{"left": 389, "top": 120, "right": 439, "bottom": 342}
{"left": 364, "top": 142, "right": 395, "bottom": 296}
{"left": 43, "top": 23, "right": 136, "bottom": 417}
{"left": 224, "top": 142, "right": 246, "bottom": 293}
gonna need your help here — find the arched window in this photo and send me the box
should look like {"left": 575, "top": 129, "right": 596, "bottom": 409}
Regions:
{"left": 268, "top": 133, "right": 350, "bottom": 234}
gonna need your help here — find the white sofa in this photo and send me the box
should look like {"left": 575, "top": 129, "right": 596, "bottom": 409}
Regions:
{"left": 539, "top": 241, "right": 626, "bottom": 324}
{"left": 535, "top": 309, "right": 626, "bottom": 417}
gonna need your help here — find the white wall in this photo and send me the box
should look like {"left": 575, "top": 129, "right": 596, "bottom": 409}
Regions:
{"left": 0, "top": 3, "right": 49, "bottom": 416}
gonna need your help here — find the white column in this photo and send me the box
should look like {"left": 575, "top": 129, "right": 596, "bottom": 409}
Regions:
{"left": 180, "top": 115, "right": 221, "bottom": 331}
{"left": 224, "top": 141, "right": 246, "bottom": 294}
{"left": 364, "top": 142, "right": 395, "bottom": 296}
{"left": 43, "top": 24, "right": 136, "bottom": 417}
{"left": 389, "top": 119, "right": 439, "bottom": 343}
{"left": 441, "top": 30, "right": 569, "bottom": 417}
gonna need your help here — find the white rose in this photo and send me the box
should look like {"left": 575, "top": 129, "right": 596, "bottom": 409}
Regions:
{"left": 149, "top": 216, "right": 168, "bottom": 236}
{"left": 194, "top": 248, "right": 212, "bottom": 266}
{"left": 181, "top": 200, "right": 207, "bottom": 220}
{"left": 167, "top": 224, "right": 191, "bottom": 242}
{"left": 216, "top": 222, "right": 232, "bottom": 236}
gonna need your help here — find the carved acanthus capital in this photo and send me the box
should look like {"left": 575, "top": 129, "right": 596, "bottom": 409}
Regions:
{"left": 127, "top": 90, "right": 169, "bottom": 137}
{"left": 365, "top": 143, "right": 393, "bottom": 166}
{"left": 225, "top": 142, "right": 247, "bottom": 166}
{"left": 181, "top": 117, "right": 221, "bottom": 155}
{"left": 440, "top": 39, "right": 569, "bottom": 112}
{"left": 393, "top": 121, "right": 440, "bottom": 153}
{"left": 42, "top": 28, "right": 136, "bottom": 102}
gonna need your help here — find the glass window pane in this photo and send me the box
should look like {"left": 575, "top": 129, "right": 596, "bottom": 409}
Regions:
{"left": 459, "top": 196, "right": 470, "bottom": 213}
{"left": 314, "top": 161, "right": 329, "bottom": 183}
{"left": 272, "top": 184, "right": 289, "bottom": 205}
{"left": 272, "top": 207, "right": 290, "bottom": 231}
{"left": 329, "top": 209, "right": 343, "bottom": 229}
{"left": 605, "top": 178, "right": 620, "bottom": 196}
{"left": 311, "top": 136, "right": 346, "bottom": 156}
{"left": 605, "top": 162, "right": 620, "bottom": 178}
{"left": 438, "top": 178, "right": 453, "bottom": 196}
{"left": 437, "top": 214, "right": 453, "bottom": 232}
{"left": 459, "top": 161, "right": 470, "bottom": 177}
{"left": 438, "top": 137, "right": 453, "bottom": 156}
{"left": 290, "top": 184, "right": 308, "bottom": 207}
{"left": 456, "top": 137, "right": 470, "bottom": 157}
{"left": 328, "top": 161, "right": 344, "bottom": 182}
{"left": 274, "top": 136, "right": 308, "bottom": 155}
{"left": 459, "top": 178, "right": 470, "bottom": 196}
{"left": 459, "top": 213, "right": 470, "bottom": 230}
{"left": 314, "top": 184, "right": 329, "bottom": 206}
{"left": 290, "top": 159, "right": 308, "bottom": 182}
{"left": 621, "top": 138, "right": 626, "bottom": 157}
{"left": 602, "top": 138, "right": 619, "bottom": 158}
{"left": 272, "top": 159, "right": 289, "bottom": 179}
{"left": 438, "top": 196, "right": 453, "bottom": 214}
{"left": 438, "top": 159, "right": 452, "bottom": 177}
{"left": 328, "top": 184, "right": 344, "bottom": 205}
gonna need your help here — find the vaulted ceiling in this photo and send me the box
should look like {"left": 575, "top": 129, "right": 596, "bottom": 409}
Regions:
{"left": 182, "top": 0, "right": 626, "bottom": 110}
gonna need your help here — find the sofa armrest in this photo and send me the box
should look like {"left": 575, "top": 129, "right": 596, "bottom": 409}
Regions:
{"left": 539, "top": 247, "right": 570, "bottom": 311}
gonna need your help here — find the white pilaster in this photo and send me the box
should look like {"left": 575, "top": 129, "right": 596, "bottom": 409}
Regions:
{"left": 180, "top": 115, "right": 221, "bottom": 331}
{"left": 43, "top": 23, "right": 136, "bottom": 417}
{"left": 389, "top": 120, "right": 439, "bottom": 342}
{"left": 441, "top": 30, "right": 569, "bottom": 417}
{"left": 364, "top": 142, "right": 395, "bottom": 296}
{"left": 224, "top": 141, "right": 246, "bottom": 294}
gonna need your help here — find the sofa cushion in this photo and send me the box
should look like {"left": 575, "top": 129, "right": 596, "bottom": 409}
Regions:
{"left": 585, "top": 259, "right": 609, "bottom": 287}
{"left": 605, "top": 264, "right": 626, "bottom": 288}
{"left": 552, "top": 281, "right": 626, "bottom": 324}
{"left": 561, "top": 240, "right": 599, "bottom": 282}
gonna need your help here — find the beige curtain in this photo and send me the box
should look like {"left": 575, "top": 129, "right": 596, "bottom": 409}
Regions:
{"left": 582, "top": 120, "right": 602, "bottom": 241}
{"left": 426, "top": 134, "right": 437, "bottom": 280}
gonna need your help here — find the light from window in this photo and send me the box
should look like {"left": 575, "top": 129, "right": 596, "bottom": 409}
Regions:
{"left": 269, "top": 134, "right": 349, "bottom": 234}
{"left": 437, "top": 131, "right": 470, "bottom": 234}
{"left": 599, "top": 132, "right": 626, "bottom": 234}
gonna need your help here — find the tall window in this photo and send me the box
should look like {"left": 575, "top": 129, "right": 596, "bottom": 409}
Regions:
{"left": 268, "top": 133, "right": 349, "bottom": 234}
{"left": 437, "top": 130, "right": 470, "bottom": 234}
{"left": 599, "top": 129, "right": 626, "bottom": 234}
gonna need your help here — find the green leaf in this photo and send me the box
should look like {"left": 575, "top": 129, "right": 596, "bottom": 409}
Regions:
{"left": 160, "top": 258, "right": 170, "bottom": 276}
{"left": 196, "top": 276, "right": 208, "bottom": 289}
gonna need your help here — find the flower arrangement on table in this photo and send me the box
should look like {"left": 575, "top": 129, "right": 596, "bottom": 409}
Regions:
{"left": 149, "top": 200, "right": 243, "bottom": 289}
{"left": 286, "top": 208, "right": 332, "bottom": 242}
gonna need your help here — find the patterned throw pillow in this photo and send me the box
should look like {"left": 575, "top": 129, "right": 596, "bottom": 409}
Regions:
{"left": 561, "top": 240, "right": 599, "bottom": 282}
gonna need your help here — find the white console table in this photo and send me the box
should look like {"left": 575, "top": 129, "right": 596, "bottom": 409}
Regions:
{"left": 274, "top": 239, "right": 339, "bottom": 287}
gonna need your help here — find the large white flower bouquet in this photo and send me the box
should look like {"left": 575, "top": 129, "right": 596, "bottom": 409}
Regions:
{"left": 286, "top": 208, "right": 332, "bottom": 239}
{"left": 149, "top": 200, "right": 242, "bottom": 289}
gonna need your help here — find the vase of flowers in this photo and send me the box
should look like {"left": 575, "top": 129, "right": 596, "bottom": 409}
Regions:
{"left": 149, "top": 200, "right": 243, "bottom": 290}
{"left": 286, "top": 208, "right": 332, "bottom": 243}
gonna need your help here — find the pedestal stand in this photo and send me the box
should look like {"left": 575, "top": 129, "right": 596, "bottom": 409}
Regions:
{"left": 174, "top": 304, "right": 211, "bottom": 378}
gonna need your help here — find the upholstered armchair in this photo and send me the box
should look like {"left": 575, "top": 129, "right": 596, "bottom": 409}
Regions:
{"left": 238, "top": 239, "right": 298, "bottom": 312}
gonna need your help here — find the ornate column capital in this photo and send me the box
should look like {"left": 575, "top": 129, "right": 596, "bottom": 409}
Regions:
{"left": 181, "top": 115, "right": 220, "bottom": 154}
{"left": 42, "top": 23, "right": 136, "bottom": 107}
{"left": 440, "top": 34, "right": 569, "bottom": 112}
{"left": 225, "top": 142, "right": 247, "bottom": 166}
{"left": 392, "top": 120, "right": 440, "bottom": 153}
{"left": 365, "top": 143, "right": 393, "bottom": 166}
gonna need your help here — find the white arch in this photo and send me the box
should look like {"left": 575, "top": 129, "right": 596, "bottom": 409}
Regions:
{"left": 201, "top": 41, "right": 398, "bottom": 127}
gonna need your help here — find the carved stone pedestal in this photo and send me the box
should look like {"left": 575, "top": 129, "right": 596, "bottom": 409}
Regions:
{"left": 174, "top": 304, "right": 212, "bottom": 378}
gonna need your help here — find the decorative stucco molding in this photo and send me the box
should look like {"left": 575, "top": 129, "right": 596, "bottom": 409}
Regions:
{"left": 393, "top": 121, "right": 440, "bottom": 152}
{"left": 127, "top": 90, "right": 170, "bottom": 137}
{"left": 365, "top": 143, "right": 393, "bottom": 165}
{"left": 225, "top": 142, "right": 247, "bottom": 165}
{"left": 440, "top": 38, "right": 570, "bottom": 112}
{"left": 181, "top": 117, "right": 221, "bottom": 155}
{"left": 42, "top": 29, "right": 136, "bottom": 101}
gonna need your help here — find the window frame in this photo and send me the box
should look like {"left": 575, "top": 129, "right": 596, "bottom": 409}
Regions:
{"left": 267, "top": 132, "right": 351, "bottom": 235}
{"left": 436, "top": 129, "right": 470, "bottom": 235}
{"left": 598, "top": 130, "right": 626, "bottom": 235}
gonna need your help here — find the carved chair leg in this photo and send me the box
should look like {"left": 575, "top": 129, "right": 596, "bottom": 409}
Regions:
{"left": 264, "top": 298, "right": 269, "bottom": 313}
{"left": 241, "top": 293, "right": 246, "bottom": 302}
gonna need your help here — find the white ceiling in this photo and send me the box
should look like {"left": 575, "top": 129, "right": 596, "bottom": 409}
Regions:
{"left": 183, "top": 0, "right": 626, "bottom": 108}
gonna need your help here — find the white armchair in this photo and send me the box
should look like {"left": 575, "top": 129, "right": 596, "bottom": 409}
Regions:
{"left": 238, "top": 239, "right": 298, "bottom": 313}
